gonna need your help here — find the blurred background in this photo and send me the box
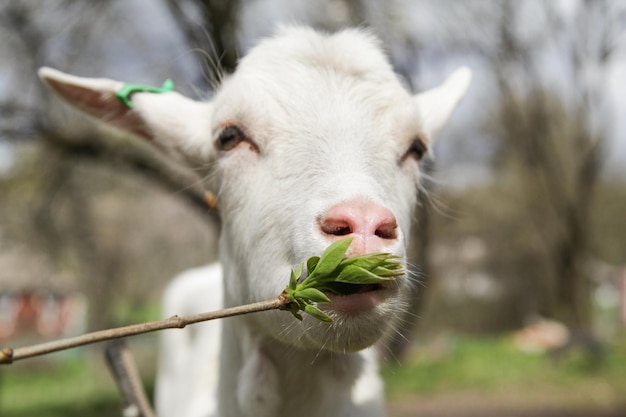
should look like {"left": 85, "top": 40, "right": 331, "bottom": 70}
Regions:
{"left": 0, "top": 1, "right": 625, "bottom": 416}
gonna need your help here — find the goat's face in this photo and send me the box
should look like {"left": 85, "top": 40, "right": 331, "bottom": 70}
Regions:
{"left": 39, "top": 27, "right": 470, "bottom": 352}
{"left": 210, "top": 30, "right": 424, "bottom": 351}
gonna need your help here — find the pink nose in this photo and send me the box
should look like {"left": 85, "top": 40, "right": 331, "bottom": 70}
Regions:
{"left": 319, "top": 198, "right": 398, "bottom": 256}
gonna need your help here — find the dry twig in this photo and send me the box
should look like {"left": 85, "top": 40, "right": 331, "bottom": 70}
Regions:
{"left": 105, "top": 340, "right": 156, "bottom": 417}
{"left": 0, "top": 297, "right": 287, "bottom": 364}
{"left": 0, "top": 238, "right": 403, "bottom": 365}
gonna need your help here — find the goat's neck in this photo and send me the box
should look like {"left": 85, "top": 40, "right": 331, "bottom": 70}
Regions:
{"left": 216, "top": 241, "right": 375, "bottom": 417}
{"left": 217, "top": 315, "right": 364, "bottom": 417}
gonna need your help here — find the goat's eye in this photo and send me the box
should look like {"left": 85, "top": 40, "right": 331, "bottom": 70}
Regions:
{"left": 405, "top": 137, "right": 428, "bottom": 161}
{"left": 216, "top": 126, "right": 246, "bottom": 151}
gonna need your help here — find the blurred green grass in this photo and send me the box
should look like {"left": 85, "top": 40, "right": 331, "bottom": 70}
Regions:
{"left": 0, "top": 355, "right": 122, "bottom": 417}
{"left": 0, "top": 337, "right": 157, "bottom": 417}
{"left": 383, "top": 333, "right": 626, "bottom": 411}
{"left": 1, "top": 334, "right": 625, "bottom": 416}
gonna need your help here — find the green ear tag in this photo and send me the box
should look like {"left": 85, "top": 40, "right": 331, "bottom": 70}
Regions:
{"left": 115, "top": 79, "right": 175, "bottom": 108}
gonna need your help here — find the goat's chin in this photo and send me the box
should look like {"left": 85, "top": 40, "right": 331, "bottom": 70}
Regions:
{"left": 264, "top": 295, "right": 405, "bottom": 353}
{"left": 247, "top": 265, "right": 409, "bottom": 352}
{"left": 316, "top": 308, "right": 399, "bottom": 352}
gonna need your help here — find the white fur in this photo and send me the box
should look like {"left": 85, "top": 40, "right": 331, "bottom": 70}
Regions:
{"left": 39, "top": 26, "right": 470, "bottom": 417}
{"left": 156, "top": 264, "right": 386, "bottom": 417}
{"left": 155, "top": 265, "right": 222, "bottom": 417}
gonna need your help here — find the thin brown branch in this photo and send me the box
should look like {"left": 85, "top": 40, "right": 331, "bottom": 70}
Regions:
{"left": 105, "top": 340, "right": 156, "bottom": 417}
{"left": 0, "top": 296, "right": 288, "bottom": 365}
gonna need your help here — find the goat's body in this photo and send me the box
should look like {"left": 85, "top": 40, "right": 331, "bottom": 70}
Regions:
{"left": 219, "top": 318, "right": 386, "bottom": 417}
{"left": 156, "top": 264, "right": 385, "bottom": 417}
{"left": 39, "top": 26, "right": 470, "bottom": 417}
{"left": 155, "top": 264, "right": 222, "bottom": 417}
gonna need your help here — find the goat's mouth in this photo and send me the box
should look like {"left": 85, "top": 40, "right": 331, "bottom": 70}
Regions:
{"left": 324, "top": 282, "right": 383, "bottom": 296}
{"left": 323, "top": 283, "right": 390, "bottom": 314}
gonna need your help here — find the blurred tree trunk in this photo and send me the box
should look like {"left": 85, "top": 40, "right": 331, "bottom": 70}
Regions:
{"left": 1, "top": 1, "right": 217, "bottom": 329}
{"left": 487, "top": 1, "right": 615, "bottom": 330}
{"left": 166, "top": 0, "right": 241, "bottom": 88}
{"left": 0, "top": 2, "right": 106, "bottom": 329}
{"left": 65, "top": 163, "right": 117, "bottom": 329}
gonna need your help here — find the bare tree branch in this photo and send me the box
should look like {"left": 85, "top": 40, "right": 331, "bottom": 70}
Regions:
{"left": 0, "top": 296, "right": 287, "bottom": 364}
{"left": 105, "top": 340, "right": 156, "bottom": 417}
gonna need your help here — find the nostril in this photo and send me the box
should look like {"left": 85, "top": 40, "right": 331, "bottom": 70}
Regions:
{"left": 320, "top": 201, "right": 399, "bottom": 241}
{"left": 332, "top": 226, "right": 352, "bottom": 236}
{"left": 375, "top": 221, "right": 398, "bottom": 240}
{"left": 320, "top": 218, "right": 354, "bottom": 236}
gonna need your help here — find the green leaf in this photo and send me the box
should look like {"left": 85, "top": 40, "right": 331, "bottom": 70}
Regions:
{"left": 281, "top": 239, "right": 404, "bottom": 324}
{"left": 371, "top": 265, "right": 404, "bottom": 278}
{"left": 342, "top": 253, "right": 403, "bottom": 272}
{"left": 293, "top": 263, "right": 304, "bottom": 280}
{"left": 295, "top": 288, "right": 331, "bottom": 304}
{"left": 286, "top": 303, "right": 304, "bottom": 321}
{"left": 306, "top": 256, "right": 320, "bottom": 274}
{"left": 334, "top": 265, "right": 394, "bottom": 284}
{"left": 340, "top": 253, "right": 387, "bottom": 267}
{"left": 290, "top": 264, "right": 304, "bottom": 289}
{"left": 304, "top": 305, "right": 333, "bottom": 323}
{"left": 289, "top": 270, "right": 298, "bottom": 291}
{"left": 313, "top": 238, "right": 353, "bottom": 277}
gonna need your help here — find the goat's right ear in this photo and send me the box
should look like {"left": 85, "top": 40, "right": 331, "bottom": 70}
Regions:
{"left": 38, "top": 67, "right": 214, "bottom": 163}
{"left": 414, "top": 67, "right": 472, "bottom": 141}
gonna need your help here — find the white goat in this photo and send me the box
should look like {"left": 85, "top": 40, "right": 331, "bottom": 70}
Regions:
{"left": 39, "top": 27, "right": 470, "bottom": 417}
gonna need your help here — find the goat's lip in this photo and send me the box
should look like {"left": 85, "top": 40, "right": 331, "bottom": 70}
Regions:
{"left": 323, "top": 284, "right": 389, "bottom": 314}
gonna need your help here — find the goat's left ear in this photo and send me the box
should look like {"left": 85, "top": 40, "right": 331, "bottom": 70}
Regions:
{"left": 414, "top": 67, "right": 472, "bottom": 140}
{"left": 38, "top": 67, "right": 214, "bottom": 164}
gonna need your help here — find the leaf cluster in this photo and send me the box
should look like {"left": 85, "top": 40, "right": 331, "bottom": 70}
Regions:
{"left": 282, "top": 238, "right": 404, "bottom": 323}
